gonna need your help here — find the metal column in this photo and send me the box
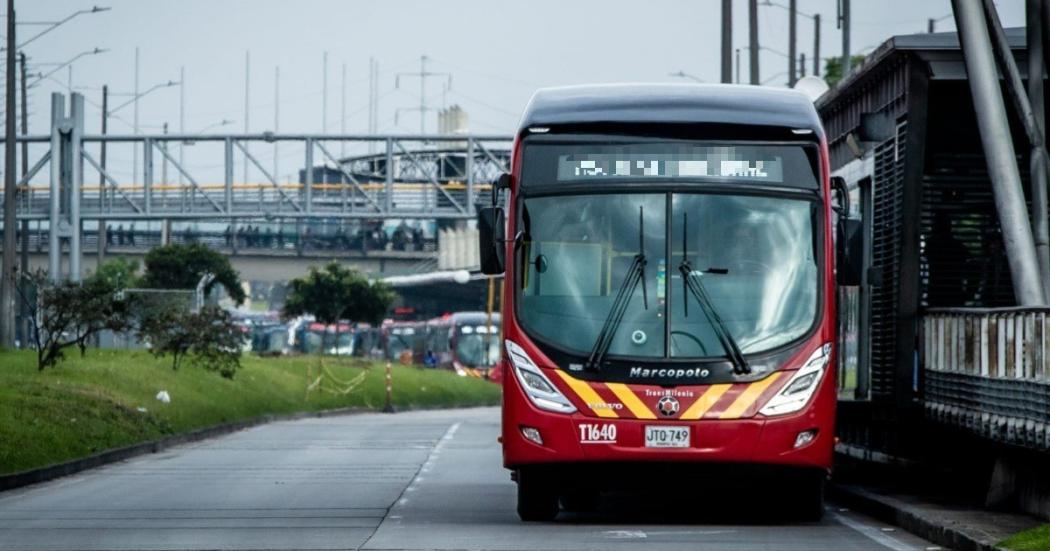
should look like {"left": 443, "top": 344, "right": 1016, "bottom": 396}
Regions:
{"left": 953, "top": 0, "right": 1047, "bottom": 305}
{"left": 224, "top": 138, "right": 233, "bottom": 213}
{"left": 385, "top": 138, "right": 394, "bottom": 213}
{"left": 1028, "top": 0, "right": 1050, "bottom": 297}
{"left": 466, "top": 137, "right": 475, "bottom": 213}
{"left": 69, "top": 93, "right": 83, "bottom": 282}
{"left": 143, "top": 138, "right": 153, "bottom": 215}
{"left": 48, "top": 94, "right": 64, "bottom": 280}
{"left": 304, "top": 138, "right": 314, "bottom": 214}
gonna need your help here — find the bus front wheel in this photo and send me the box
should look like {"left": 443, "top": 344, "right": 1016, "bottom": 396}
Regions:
{"left": 516, "top": 468, "right": 559, "bottom": 521}
{"left": 794, "top": 472, "right": 826, "bottom": 522}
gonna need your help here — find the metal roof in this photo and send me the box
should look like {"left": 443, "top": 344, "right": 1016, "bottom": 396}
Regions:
{"left": 818, "top": 27, "right": 1026, "bottom": 109}
{"left": 519, "top": 83, "right": 824, "bottom": 137}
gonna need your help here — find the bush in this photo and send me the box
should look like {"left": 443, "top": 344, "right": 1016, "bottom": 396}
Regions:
{"left": 138, "top": 306, "right": 245, "bottom": 379}
{"left": 17, "top": 270, "right": 132, "bottom": 370}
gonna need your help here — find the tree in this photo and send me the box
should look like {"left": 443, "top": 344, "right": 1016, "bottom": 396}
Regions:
{"left": 87, "top": 257, "right": 140, "bottom": 293}
{"left": 140, "top": 243, "right": 245, "bottom": 305}
{"left": 282, "top": 263, "right": 396, "bottom": 352}
{"left": 823, "top": 55, "right": 867, "bottom": 88}
{"left": 17, "top": 270, "right": 132, "bottom": 370}
{"left": 139, "top": 305, "right": 244, "bottom": 378}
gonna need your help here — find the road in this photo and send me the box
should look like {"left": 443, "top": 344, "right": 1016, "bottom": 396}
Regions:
{"left": 0, "top": 408, "right": 941, "bottom": 551}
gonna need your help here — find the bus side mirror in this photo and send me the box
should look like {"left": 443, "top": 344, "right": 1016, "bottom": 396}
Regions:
{"left": 478, "top": 206, "right": 505, "bottom": 275}
{"left": 837, "top": 218, "right": 863, "bottom": 286}
{"left": 831, "top": 176, "right": 862, "bottom": 286}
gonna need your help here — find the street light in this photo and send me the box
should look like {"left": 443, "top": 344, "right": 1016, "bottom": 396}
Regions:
{"left": 197, "top": 119, "right": 234, "bottom": 133}
{"left": 26, "top": 48, "right": 107, "bottom": 87}
{"left": 9, "top": 6, "right": 110, "bottom": 50}
{"left": 668, "top": 70, "right": 705, "bottom": 83}
{"left": 107, "top": 80, "right": 179, "bottom": 116}
{"left": 759, "top": 0, "right": 821, "bottom": 78}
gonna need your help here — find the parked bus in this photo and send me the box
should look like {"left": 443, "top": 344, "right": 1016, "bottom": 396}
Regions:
{"left": 381, "top": 320, "right": 426, "bottom": 364}
{"left": 423, "top": 312, "right": 501, "bottom": 377}
{"left": 296, "top": 322, "right": 355, "bottom": 355}
{"left": 478, "top": 84, "right": 859, "bottom": 521}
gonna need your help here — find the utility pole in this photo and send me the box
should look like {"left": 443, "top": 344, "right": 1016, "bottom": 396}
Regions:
{"left": 373, "top": 59, "right": 379, "bottom": 135}
{"left": 243, "top": 51, "right": 250, "bottom": 184}
{"left": 178, "top": 66, "right": 184, "bottom": 186}
{"left": 749, "top": 0, "right": 760, "bottom": 84}
{"left": 2, "top": 0, "right": 18, "bottom": 348}
{"left": 813, "top": 13, "right": 821, "bottom": 76}
{"left": 322, "top": 51, "right": 328, "bottom": 132}
{"left": 418, "top": 56, "right": 424, "bottom": 133}
{"left": 721, "top": 0, "right": 732, "bottom": 83}
{"left": 132, "top": 47, "right": 140, "bottom": 183}
{"left": 800, "top": 52, "right": 806, "bottom": 78}
{"left": 736, "top": 48, "right": 742, "bottom": 83}
{"left": 341, "top": 62, "right": 346, "bottom": 157}
{"left": 98, "top": 85, "right": 108, "bottom": 264}
{"left": 839, "top": 0, "right": 851, "bottom": 75}
{"left": 395, "top": 55, "right": 449, "bottom": 134}
{"left": 18, "top": 50, "right": 28, "bottom": 346}
{"left": 273, "top": 65, "right": 279, "bottom": 181}
{"left": 368, "top": 57, "right": 376, "bottom": 154}
{"left": 928, "top": 18, "right": 935, "bottom": 33}
{"left": 788, "top": 0, "right": 798, "bottom": 86}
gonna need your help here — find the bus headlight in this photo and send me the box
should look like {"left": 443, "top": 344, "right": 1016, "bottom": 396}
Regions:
{"left": 759, "top": 344, "right": 830, "bottom": 417}
{"left": 505, "top": 340, "right": 577, "bottom": 414}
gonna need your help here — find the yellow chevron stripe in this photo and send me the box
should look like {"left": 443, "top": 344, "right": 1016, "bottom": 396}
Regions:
{"left": 719, "top": 373, "right": 784, "bottom": 419}
{"left": 553, "top": 370, "right": 619, "bottom": 418}
{"left": 605, "top": 383, "right": 657, "bottom": 419}
{"left": 680, "top": 384, "right": 732, "bottom": 419}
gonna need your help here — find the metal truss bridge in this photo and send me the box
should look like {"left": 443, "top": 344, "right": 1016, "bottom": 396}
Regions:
{"left": 8, "top": 93, "right": 511, "bottom": 223}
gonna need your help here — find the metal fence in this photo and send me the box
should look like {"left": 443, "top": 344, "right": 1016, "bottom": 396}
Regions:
{"left": 923, "top": 307, "right": 1050, "bottom": 451}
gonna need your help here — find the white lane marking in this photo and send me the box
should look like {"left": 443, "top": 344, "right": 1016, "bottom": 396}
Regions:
{"left": 603, "top": 530, "right": 648, "bottom": 539}
{"left": 390, "top": 422, "right": 461, "bottom": 510}
{"left": 830, "top": 511, "right": 918, "bottom": 551}
{"left": 645, "top": 530, "right": 737, "bottom": 536}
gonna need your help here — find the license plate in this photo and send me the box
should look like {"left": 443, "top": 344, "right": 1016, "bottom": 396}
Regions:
{"left": 644, "top": 426, "right": 690, "bottom": 448}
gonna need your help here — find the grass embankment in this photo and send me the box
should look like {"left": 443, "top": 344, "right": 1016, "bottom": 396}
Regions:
{"left": 0, "top": 349, "right": 501, "bottom": 475}
{"left": 1001, "top": 525, "right": 1050, "bottom": 551}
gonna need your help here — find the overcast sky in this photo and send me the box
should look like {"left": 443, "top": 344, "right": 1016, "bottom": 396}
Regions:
{"left": 11, "top": 0, "right": 1027, "bottom": 180}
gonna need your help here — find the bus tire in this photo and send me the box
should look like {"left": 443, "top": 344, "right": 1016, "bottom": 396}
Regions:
{"left": 559, "top": 489, "right": 599, "bottom": 513}
{"left": 795, "top": 472, "right": 826, "bottom": 522}
{"left": 517, "top": 469, "right": 559, "bottom": 521}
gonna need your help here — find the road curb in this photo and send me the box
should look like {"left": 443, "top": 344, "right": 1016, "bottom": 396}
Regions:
{"left": 830, "top": 484, "right": 1009, "bottom": 551}
{"left": 0, "top": 406, "right": 373, "bottom": 493}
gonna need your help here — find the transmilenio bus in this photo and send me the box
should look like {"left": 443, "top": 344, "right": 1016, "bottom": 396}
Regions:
{"left": 478, "top": 84, "right": 859, "bottom": 521}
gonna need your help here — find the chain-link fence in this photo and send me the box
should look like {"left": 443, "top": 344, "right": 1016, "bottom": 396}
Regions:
{"left": 98, "top": 288, "right": 197, "bottom": 349}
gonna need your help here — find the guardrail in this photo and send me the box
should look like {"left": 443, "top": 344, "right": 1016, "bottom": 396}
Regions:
{"left": 923, "top": 308, "right": 1050, "bottom": 451}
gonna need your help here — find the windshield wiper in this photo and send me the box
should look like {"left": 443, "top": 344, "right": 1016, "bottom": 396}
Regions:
{"left": 678, "top": 213, "right": 751, "bottom": 375}
{"left": 586, "top": 206, "right": 648, "bottom": 371}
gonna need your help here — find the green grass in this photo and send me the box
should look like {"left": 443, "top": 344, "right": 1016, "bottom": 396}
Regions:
{"left": 1001, "top": 525, "right": 1050, "bottom": 551}
{"left": 0, "top": 349, "right": 501, "bottom": 475}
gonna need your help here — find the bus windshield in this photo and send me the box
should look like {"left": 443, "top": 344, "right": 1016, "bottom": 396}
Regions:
{"left": 517, "top": 181, "right": 818, "bottom": 362}
{"left": 455, "top": 324, "right": 500, "bottom": 368}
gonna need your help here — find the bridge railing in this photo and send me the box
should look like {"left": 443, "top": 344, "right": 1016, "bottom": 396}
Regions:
{"left": 923, "top": 307, "right": 1050, "bottom": 451}
{"left": 6, "top": 93, "right": 512, "bottom": 223}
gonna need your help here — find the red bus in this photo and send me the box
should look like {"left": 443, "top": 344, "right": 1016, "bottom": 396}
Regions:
{"left": 478, "top": 84, "right": 858, "bottom": 521}
{"left": 381, "top": 320, "right": 426, "bottom": 364}
{"left": 424, "top": 312, "right": 502, "bottom": 377}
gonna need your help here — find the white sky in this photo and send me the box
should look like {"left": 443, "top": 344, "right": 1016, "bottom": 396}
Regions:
{"left": 9, "top": 0, "right": 1027, "bottom": 182}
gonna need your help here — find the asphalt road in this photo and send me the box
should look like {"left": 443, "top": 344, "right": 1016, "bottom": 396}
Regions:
{"left": 0, "top": 408, "right": 941, "bottom": 551}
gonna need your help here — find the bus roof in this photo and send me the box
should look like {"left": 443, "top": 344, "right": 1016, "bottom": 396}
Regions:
{"left": 519, "top": 84, "right": 823, "bottom": 138}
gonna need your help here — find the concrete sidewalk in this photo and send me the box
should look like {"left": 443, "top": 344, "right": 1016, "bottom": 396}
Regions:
{"left": 832, "top": 484, "right": 1043, "bottom": 551}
